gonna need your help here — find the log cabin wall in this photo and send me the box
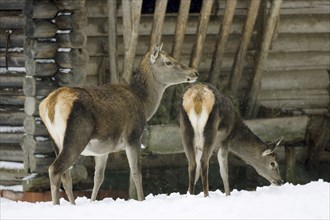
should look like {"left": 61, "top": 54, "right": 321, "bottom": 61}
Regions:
{"left": 0, "top": 0, "right": 329, "bottom": 190}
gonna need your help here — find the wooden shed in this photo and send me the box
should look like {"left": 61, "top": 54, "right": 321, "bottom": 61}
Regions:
{"left": 0, "top": 0, "right": 329, "bottom": 199}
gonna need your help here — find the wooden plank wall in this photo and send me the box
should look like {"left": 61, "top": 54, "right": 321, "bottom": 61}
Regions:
{"left": 0, "top": 0, "right": 329, "bottom": 177}
{"left": 0, "top": 1, "right": 25, "bottom": 167}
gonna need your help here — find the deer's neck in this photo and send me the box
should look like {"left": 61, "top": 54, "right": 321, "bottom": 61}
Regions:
{"left": 228, "top": 120, "right": 264, "bottom": 165}
{"left": 130, "top": 71, "right": 167, "bottom": 121}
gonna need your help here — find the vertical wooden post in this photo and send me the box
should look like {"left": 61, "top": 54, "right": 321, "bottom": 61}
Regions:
{"left": 209, "top": 0, "right": 237, "bottom": 84}
{"left": 190, "top": 0, "right": 215, "bottom": 69}
{"left": 172, "top": 0, "right": 191, "bottom": 60}
{"left": 122, "top": 0, "right": 132, "bottom": 51}
{"left": 161, "top": 0, "right": 192, "bottom": 123}
{"left": 228, "top": 0, "right": 261, "bottom": 94}
{"left": 246, "top": 0, "right": 283, "bottom": 118}
{"left": 107, "top": 0, "right": 118, "bottom": 83}
{"left": 285, "top": 146, "right": 296, "bottom": 184}
{"left": 122, "top": 0, "right": 143, "bottom": 83}
{"left": 149, "top": 0, "right": 168, "bottom": 49}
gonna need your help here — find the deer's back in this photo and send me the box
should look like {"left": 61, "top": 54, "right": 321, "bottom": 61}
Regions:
{"left": 40, "top": 84, "right": 146, "bottom": 142}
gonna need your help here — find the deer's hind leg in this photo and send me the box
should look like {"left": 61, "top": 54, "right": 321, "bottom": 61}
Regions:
{"left": 49, "top": 104, "right": 94, "bottom": 205}
{"left": 180, "top": 112, "right": 197, "bottom": 195}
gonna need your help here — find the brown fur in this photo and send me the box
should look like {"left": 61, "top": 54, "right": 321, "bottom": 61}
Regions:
{"left": 179, "top": 83, "right": 282, "bottom": 197}
{"left": 39, "top": 44, "right": 198, "bottom": 205}
{"left": 182, "top": 83, "right": 215, "bottom": 115}
{"left": 40, "top": 87, "right": 78, "bottom": 123}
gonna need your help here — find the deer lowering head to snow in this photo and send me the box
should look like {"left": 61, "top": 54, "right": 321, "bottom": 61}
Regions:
{"left": 179, "top": 83, "right": 282, "bottom": 197}
{"left": 39, "top": 44, "right": 199, "bottom": 205}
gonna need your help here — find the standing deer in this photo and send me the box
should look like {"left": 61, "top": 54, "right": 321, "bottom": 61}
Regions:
{"left": 39, "top": 44, "right": 199, "bottom": 205}
{"left": 179, "top": 83, "right": 282, "bottom": 197}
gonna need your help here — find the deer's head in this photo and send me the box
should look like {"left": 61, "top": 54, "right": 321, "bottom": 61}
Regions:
{"left": 140, "top": 44, "right": 199, "bottom": 86}
{"left": 254, "top": 137, "right": 283, "bottom": 186}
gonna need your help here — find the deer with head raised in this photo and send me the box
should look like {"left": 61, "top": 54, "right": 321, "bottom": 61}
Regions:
{"left": 179, "top": 83, "right": 282, "bottom": 197}
{"left": 39, "top": 44, "right": 199, "bottom": 205}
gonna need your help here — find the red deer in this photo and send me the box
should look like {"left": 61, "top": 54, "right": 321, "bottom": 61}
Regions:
{"left": 179, "top": 83, "right": 282, "bottom": 197}
{"left": 39, "top": 44, "right": 199, "bottom": 205}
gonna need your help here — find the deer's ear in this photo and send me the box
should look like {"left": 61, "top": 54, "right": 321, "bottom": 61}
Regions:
{"left": 262, "top": 136, "right": 283, "bottom": 156}
{"left": 150, "top": 43, "right": 163, "bottom": 63}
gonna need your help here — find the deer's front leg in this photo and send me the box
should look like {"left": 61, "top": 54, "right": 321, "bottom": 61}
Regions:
{"left": 91, "top": 154, "right": 109, "bottom": 201}
{"left": 125, "top": 143, "right": 144, "bottom": 201}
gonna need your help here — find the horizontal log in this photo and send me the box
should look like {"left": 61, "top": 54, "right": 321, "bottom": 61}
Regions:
{"left": 86, "top": 53, "right": 252, "bottom": 77}
{"left": 86, "top": 33, "right": 330, "bottom": 58}
{"left": 0, "top": 30, "right": 24, "bottom": 48}
{"left": 87, "top": 34, "right": 247, "bottom": 57}
{"left": 56, "top": 31, "right": 88, "bottom": 48}
{"left": 25, "top": 20, "right": 57, "bottom": 38}
{"left": 54, "top": 48, "right": 89, "bottom": 68}
{"left": 259, "top": 89, "right": 329, "bottom": 101}
{"left": 0, "top": 73, "right": 23, "bottom": 87}
{"left": 0, "top": 87, "right": 24, "bottom": 96}
{"left": 0, "top": 94, "right": 25, "bottom": 106}
{"left": 261, "top": 70, "right": 329, "bottom": 90}
{"left": 142, "top": 116, "right": 309, "bottom": 154}
{"left": 0, "top": 52, "right": 25, "bottom": 67}
{"left": 24, "top": 40, "right": 58, "bottom": 59}
{"left": 25, "top": 58, "right": 59, "bottom": 77}
{"left": 55, "top": 11, "right": 87, "bottom": 30}
{"left": 31, "top": 1, "right": 59, "bottom": 19}
{"left": 24, "top": 96, "right": 41, "bottom": 116}
{"left": 0, "top": 11, "right": 24, "bottom": 29}
{"left": 271, "top": 33, "right": 330, "bottom": 52}
{"left": 26, "top": 154, "right": 55, "bottom": 173}
{"left": 260, "top": 98, "right": 329, "bottom": 110}
{"left": 0, "top": 109, "right": 25, "bottom": 125}
{"left": 0, "top": 0, "right": 24, "bottom": 10}
{"left": 87, "top": 16, "right": 242, "bottom": 37}
{"left": 53, "top": 0, "right": 85, "bottom": 10}
{"left": 0, "top": 132, "right": 23, "bottom": 144}
{"left": 21, "top": 135, "right": 53, "bottom": 155}
{"left": 0, "top": 144, "right": 24, "bottom": 162}
{"left": 266, "top": 51, "right": 330, "bottom": 71}
{"left": 54, "top": 67, "right": 87, "bottom": 87}
{"left": 86, "top": 14, "right": 330, "bottom": 37}
{"left": 279, "top": 14, "right": 330, "bottom": 33}
{"left": 24, "top": 116, "right": 49, "bottom": 136}
{"left": 23, "top": 77, "right": 59, "bottom": 97}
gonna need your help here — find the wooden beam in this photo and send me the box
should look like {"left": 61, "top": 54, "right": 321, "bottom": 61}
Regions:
{"left": 107, "top": 0, "right": 118, "bottom": 83}
{"left": 229, "top": 0, "right": 261, "bottom": 94}
{"left": 171, "top": 0, "right": 191, "bottom": 60}
{"left": 149, "top": 0, "right": 168, "bottom": 49}
{"left": 190, "top": 0, "right": 214, "bottom": 69}
{"left": 246, "top": 0, "right": 283, "bottom": 118}
{"left": 121, "top": 0, "right": 142, "bottom": 83}
{"left": 142, "top": 116, "right": 308, "bottom": 154}
{"left": 209, "top": 0, "right": 237, "bottom": 84}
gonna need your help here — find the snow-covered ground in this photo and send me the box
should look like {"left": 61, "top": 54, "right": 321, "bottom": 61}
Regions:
{"left": 1, "top": 180, "right": 329, "bottom": 219}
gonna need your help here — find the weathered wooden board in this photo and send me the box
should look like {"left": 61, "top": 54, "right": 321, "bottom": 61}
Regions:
{"left": 0, "top": 144, "right": 24, "bottom": 162}
{"left": 261, "top": 70, "right": 329, "bottom": 90}
{"left": 0, "top": 109, "right": 25, "bottom": 125}
{"left": 142, "top": 116, "right": 309, "bottom": 154}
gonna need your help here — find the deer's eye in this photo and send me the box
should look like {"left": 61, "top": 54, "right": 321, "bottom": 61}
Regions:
{"left": 270, "top": 161, "right": 276, "bottom": 168}
{"left": 165, "top": 61, "right": 172, "bottom": 66}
